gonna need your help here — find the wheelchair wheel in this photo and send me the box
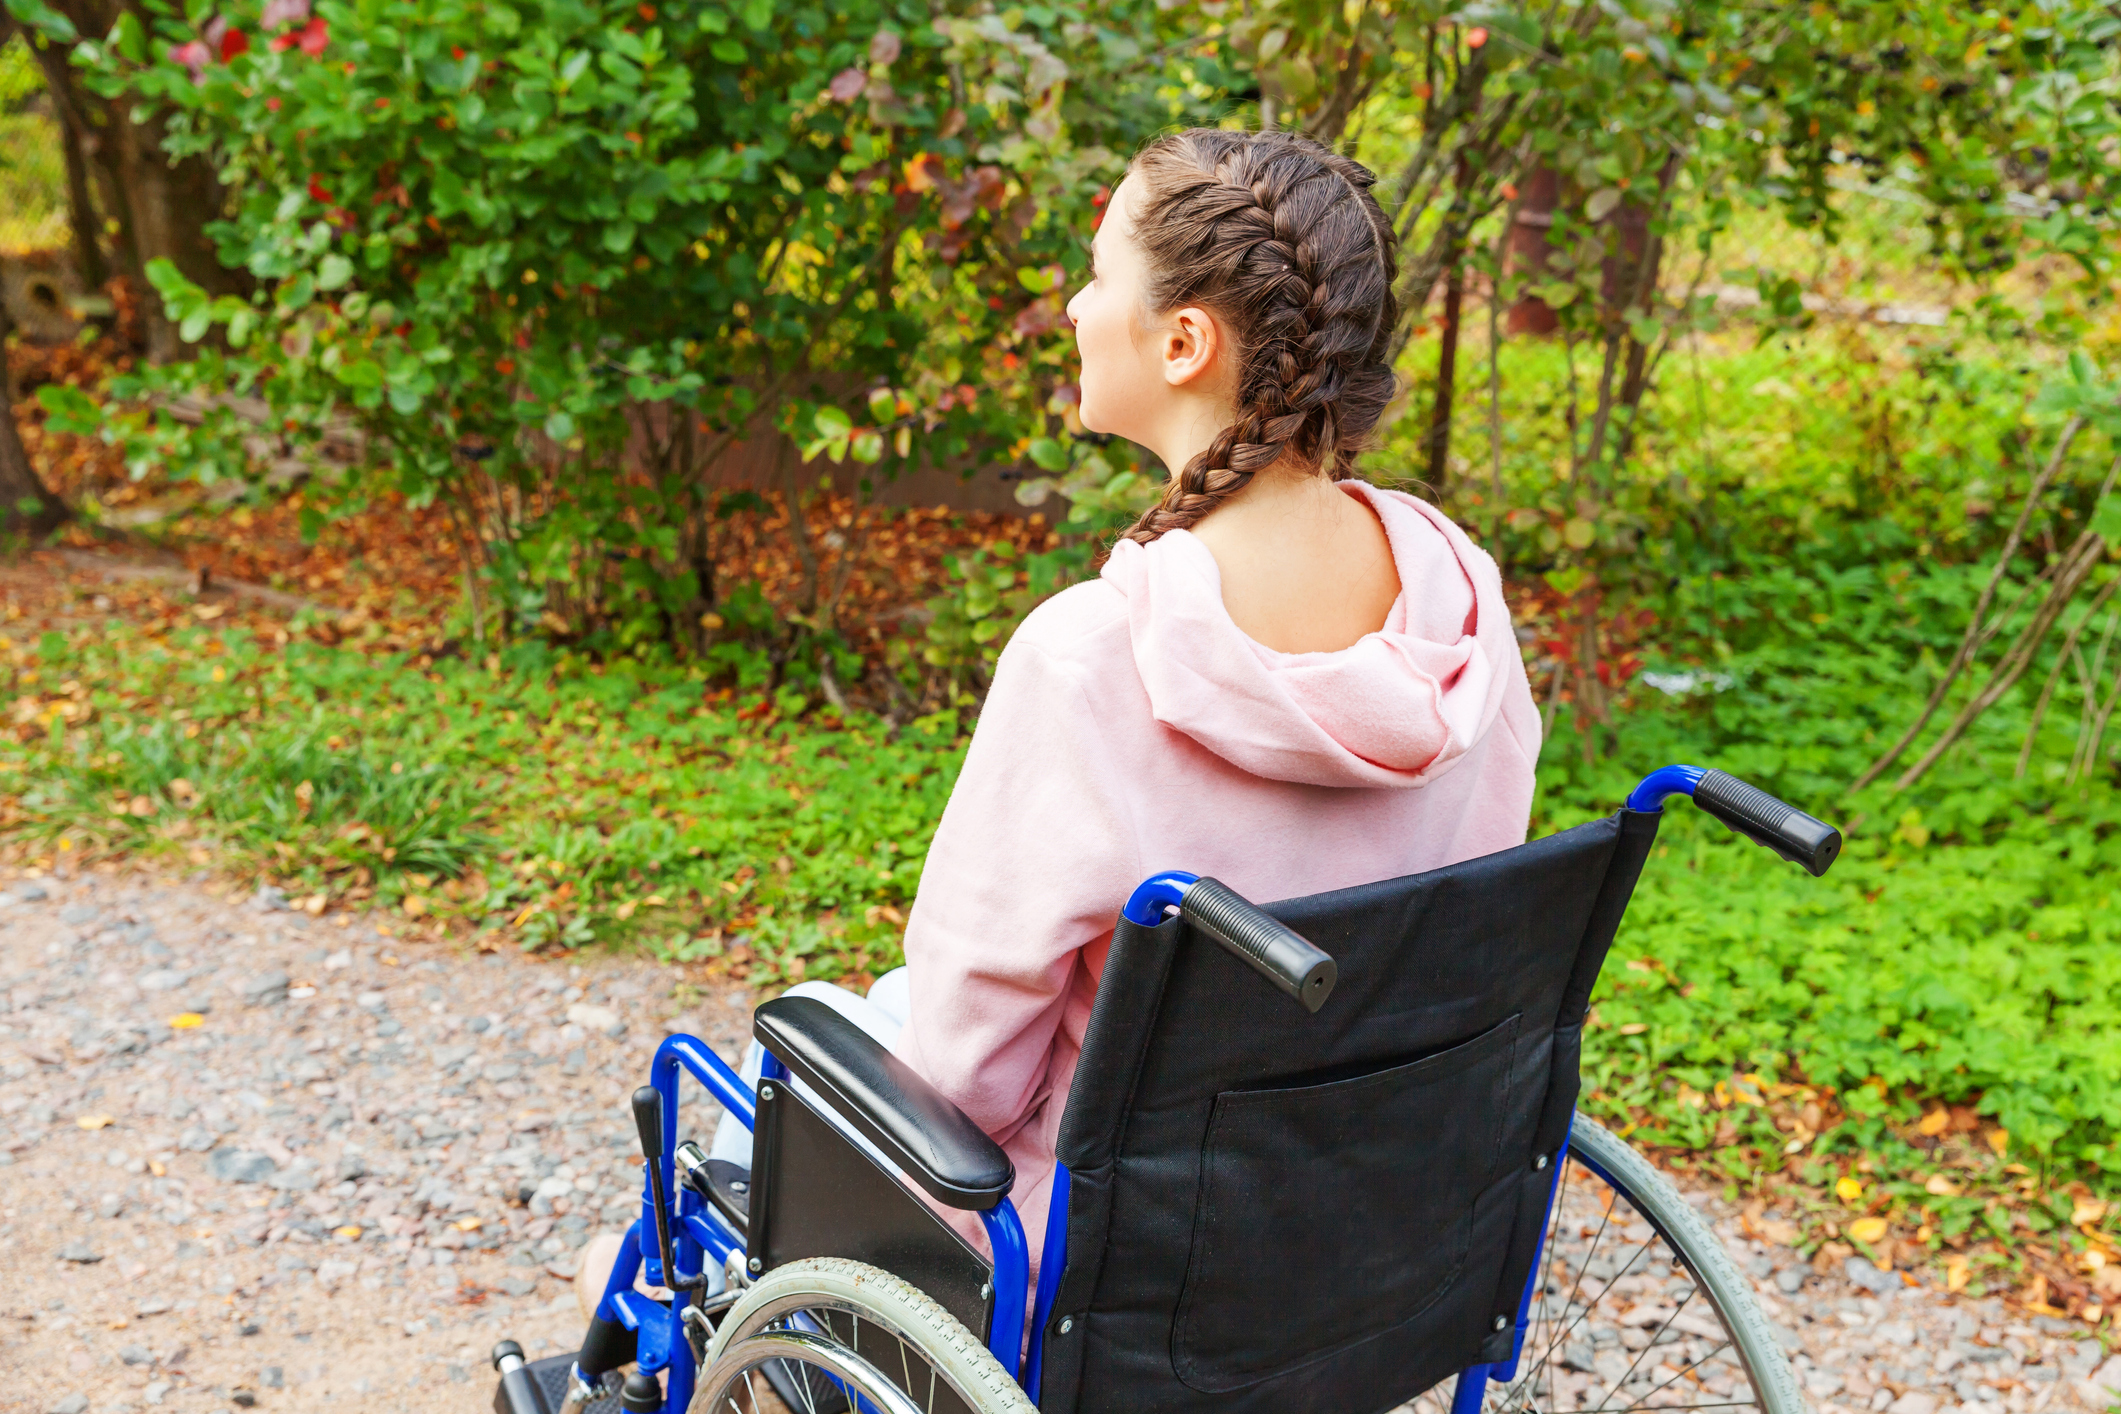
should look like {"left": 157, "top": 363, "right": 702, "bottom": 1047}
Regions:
{"left": 694, "top": 1257, "right": 1037, "bottom": 1414}
{"left": 1410, "top": 1113, "right": 1804, "bottom": 1414}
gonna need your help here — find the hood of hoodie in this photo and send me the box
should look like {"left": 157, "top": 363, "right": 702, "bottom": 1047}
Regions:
{"left": 1098, "top": 481, "right": 1519, "bottom": 789}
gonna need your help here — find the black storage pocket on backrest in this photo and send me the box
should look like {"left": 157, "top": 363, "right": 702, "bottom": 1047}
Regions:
{"left": 1171, "top": 1012, "right": 1523, "bottom": 1392}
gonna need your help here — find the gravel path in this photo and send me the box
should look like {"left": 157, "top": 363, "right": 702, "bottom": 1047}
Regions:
{"left": 3, "top": 866, "right": 2116, "bottom": 1414}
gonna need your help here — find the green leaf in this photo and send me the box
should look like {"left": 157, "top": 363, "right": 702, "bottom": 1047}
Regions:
{"left": 2091, "top": 495, "right": 2121, "bottom": 545}
{"left": 1028, "top": 436, "right": 1068, "bottom": 472}
{"left": 179, "top": 308, "right": 212, "bottom": 344}
{"left": 602, "top": 221, "right": 638, "bottom": 253}
{"left": 545, "top": 412, "right": 576, "bottom": 440}
{"left": 317, "top": 254, "right": 355, "bottom": 291}
{"left": 1016, "top": 266, "right": 1054, "bottom": 295}
{"left": 710, "top": 37, "right": 745, "bottom": 63}
{"left": 739, "top": 0, "right": 771, "bottom": 29}
{"left": 813, "top": 405, "right": 853, "bottom": 439}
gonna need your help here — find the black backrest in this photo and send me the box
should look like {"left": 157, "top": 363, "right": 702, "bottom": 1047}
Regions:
{"left": 1037, "top": 810, "right": 1660, "bottom": 1414}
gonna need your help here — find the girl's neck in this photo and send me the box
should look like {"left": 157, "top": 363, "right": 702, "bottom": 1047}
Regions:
{"left": 1186, "top": 467, "right": 1403, "bottom": 654}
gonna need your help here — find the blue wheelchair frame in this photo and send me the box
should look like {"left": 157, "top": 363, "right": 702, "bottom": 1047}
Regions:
{"left": 583, "top": 764, "right": 1723, "bottom": 1414}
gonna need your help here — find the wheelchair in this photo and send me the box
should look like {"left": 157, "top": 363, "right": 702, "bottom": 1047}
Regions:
{"left": 489, "top": 762, "right": 1840, "bottom": 1414}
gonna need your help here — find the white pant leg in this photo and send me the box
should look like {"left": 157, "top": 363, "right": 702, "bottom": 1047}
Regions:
{"left": 865, "top": 967, "right": 911, "bottom": 1028}
{"left": 706, "top": 979, "right": 907, "bottom": 1167}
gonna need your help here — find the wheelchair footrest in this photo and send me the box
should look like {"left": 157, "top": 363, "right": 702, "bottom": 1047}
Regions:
{"left": 491, "top": 1350, "right": 623, "bottom": 1414}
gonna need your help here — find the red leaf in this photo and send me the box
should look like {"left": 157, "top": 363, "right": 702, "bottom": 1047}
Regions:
{"left": 308, "top": 176, "right": 334, "bottom": 205}
{"left": 297, "top": 17, "right": 330, "bottom": 56}
{"left": 826, "top": 67, "right": 868, "bottom": 102}
{"left": 220, "top": 27, "right": 250, "bottom": 61}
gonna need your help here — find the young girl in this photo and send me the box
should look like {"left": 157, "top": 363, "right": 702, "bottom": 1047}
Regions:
{"left": 582, "top": 126, "right": 1537, "bottom": 1316}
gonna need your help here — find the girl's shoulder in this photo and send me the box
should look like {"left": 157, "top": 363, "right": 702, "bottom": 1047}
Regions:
{"left": 1004, "top": 576, "right": 1131, "bottom": 669}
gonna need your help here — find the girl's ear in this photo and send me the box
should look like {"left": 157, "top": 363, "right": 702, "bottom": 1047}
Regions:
{"left": 1160, "top": 305, "right": 1225, "bottom": 389}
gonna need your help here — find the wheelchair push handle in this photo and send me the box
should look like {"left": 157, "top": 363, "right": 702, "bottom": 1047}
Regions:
{"left": 1183, "top": 878, "right": 1338, "bottom": 1013}
{"left": 1627, "top": 764, "right": 1842, "bottom": 877}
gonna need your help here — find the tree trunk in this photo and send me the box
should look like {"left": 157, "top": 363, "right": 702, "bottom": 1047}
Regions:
{"left": 27, "top": 3, "right": 244, "bottom": 361}
{"left": 1425, "top": 259, "right": 1464, "bottom": 490}
{"left": 0, "top": 301, "right": 72, "bottom": 534}
{"left": 1505, "top": 164, "right": 1560, "bottom": 336}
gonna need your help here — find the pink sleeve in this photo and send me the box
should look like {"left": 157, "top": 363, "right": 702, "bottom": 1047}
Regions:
{"left": 891, "top": 639, "right": 1142, "bottom": 1146}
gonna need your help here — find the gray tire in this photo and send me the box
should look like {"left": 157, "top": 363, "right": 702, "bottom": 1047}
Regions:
{"left": 1563, "top": 1113, "right": 1809, "bottom": 1414}
{"left": 694, "top": 1257, "right": 1036, "bottom": 1414}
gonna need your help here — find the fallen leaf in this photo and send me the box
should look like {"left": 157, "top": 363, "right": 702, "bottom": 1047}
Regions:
{"left": 302, "top": 893, "right": 327, "bottom": 916}
{"left": 454, "top": 1216, "right": 483, "bottom": 1232}
{"left": 77, "top": 1114, "right": 115, "bottom": 1130}
{"left": 402, "top": 895, "right": 429, "bottom": 917}
{"left": 1759, "top": 1218, "right": 1801, "bottom": 1246}
{"left": 1924, "top": 1173, "right": 1961, "bottom": 1197}
{"left": 1987, "top": 1128, "right": 2010, "bottom": 1157}
{"left": 1917, "top": 1109, "right": 1950, "bottom": 1137}
{"left": 148, "top": 1161, "right": 166, "bottom": 1177}
{"left": 1617, "top": 1022, "right": 1648, "bottom": 1035}
{"left": 1946, "top": 1256, "right": 1971, "bottom": 1293}
{"left": 334, "top": 1225, "right": 363, "bottom": 1239}
{"left": 2073, "top": 1197, "right": 2108, "bottom": 1227}
{"left": 169, "top": 1013, "right": 205, "bottom": 1029}
{"left": 1835, "top": 1176, "right": 1864, "bottom": 1203}
{"left": 1848, "top": 1216, "right": 1888, "bottom": 1244}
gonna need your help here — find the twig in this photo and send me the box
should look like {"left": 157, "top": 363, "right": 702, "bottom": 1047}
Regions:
{"left": 1850, "top": 415, "right": 2084, "bottom": 793}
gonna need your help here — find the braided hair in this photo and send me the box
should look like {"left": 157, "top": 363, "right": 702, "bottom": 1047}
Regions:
{"left": 1119, "top": 129, "right": 1398, "bottom": 546}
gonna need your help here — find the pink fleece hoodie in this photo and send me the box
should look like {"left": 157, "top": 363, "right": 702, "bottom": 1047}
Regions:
{"left": 891, "top": 481, "right": 1540, "bottom": 1266}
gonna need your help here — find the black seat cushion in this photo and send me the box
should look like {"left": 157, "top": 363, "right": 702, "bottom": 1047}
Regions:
{"left": 1038, "top": 810, "right": 1658, "bottom": 1414}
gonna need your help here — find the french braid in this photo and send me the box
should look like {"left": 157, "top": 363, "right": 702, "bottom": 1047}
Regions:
{"left": 1120, "top": 129, "right": 1399, "bottom": 545}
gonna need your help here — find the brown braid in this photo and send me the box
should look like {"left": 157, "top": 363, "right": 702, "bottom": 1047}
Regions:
{"left": 1118, "top": 129, "right": 1400, "bottom": 546}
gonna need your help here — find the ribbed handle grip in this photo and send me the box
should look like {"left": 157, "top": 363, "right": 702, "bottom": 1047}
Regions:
{"left": 1182, "top": 877, "right": 1338, "bottom": 1013}
{"left": 1693, "top": 769, "right": 1842, "bottom": 877}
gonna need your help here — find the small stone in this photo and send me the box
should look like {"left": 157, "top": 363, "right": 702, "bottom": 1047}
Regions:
{"left": 61, "top": 904, "right": 98, "bottom": 925}
{"left": 499, "top": 1276, "right": 537, "bottom": 1297}
{"left": 251, "top": 886, "right": 289, "bottom": 913}
{"left": 2082, "top": 1356, "right": 2121, "bottom": 1406}
{"left": 178, "top": 1127, "right": 216, "bottom": 1153}
{"left": 16, "top": 881, "right": 49, "bottom": 901}
{"left": 1775, "top": 1267, "right": 1806, "bottom": 1294}
{"left": 1887, "top": 1392, "right": 1937, "bottom": 1414}
{"left": 119, "top": 1344, "right": 153, "bottom": 1366}
{"left": 1807, "top": 1370, "right": 1848, "bottom": 1398}
{"left": 356, "top": 991, "right": 386, "bottom": 1010}
{"left": 137, "top": 970, "right": 185, "bottom": 992}
{"left": 565, "top": 1002, "right": 622, "bottom": 1032}
{"left": 48, "top": 1395, "right": 89, "bottom": 1414}
{"left": 144, "top": 1379, "right": 171, "bottom": 1405}
{"left": 239, "top": 971, "right": 290, "bottom": 1006}
{"left": 1844, "top": 1256, "right": 1900, "bottom": 1295}
{"left": 136, "top": 1297, "right": 172, "bottom": 1317}
{"left": 545, "top": 1251, "right": 581, "bottom": 1280}
{"left": 261, "top": 1366, "right": 284, "bottom": 1389}
{"left": 315, "top": 1259, "right": 358, "bottom": 1286}
{"left": 208, "top": 1149, "right": 277, "bottom": 1184}
{"left": 57, "top": 1241, "right": 102, "bottom": 1263}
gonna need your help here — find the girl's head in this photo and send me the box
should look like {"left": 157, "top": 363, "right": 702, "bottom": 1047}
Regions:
{"left": 1065, "top": 129, "right": 1399, "bottom": 545}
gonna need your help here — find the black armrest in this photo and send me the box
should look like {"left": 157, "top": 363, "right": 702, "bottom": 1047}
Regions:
{"left": 753, "top": 997, "right": 1014, "bottom": 1211}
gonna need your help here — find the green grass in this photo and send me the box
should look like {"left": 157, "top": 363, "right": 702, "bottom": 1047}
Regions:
{"left": 0, "top": 624, "right": 965, "bottom": 985}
